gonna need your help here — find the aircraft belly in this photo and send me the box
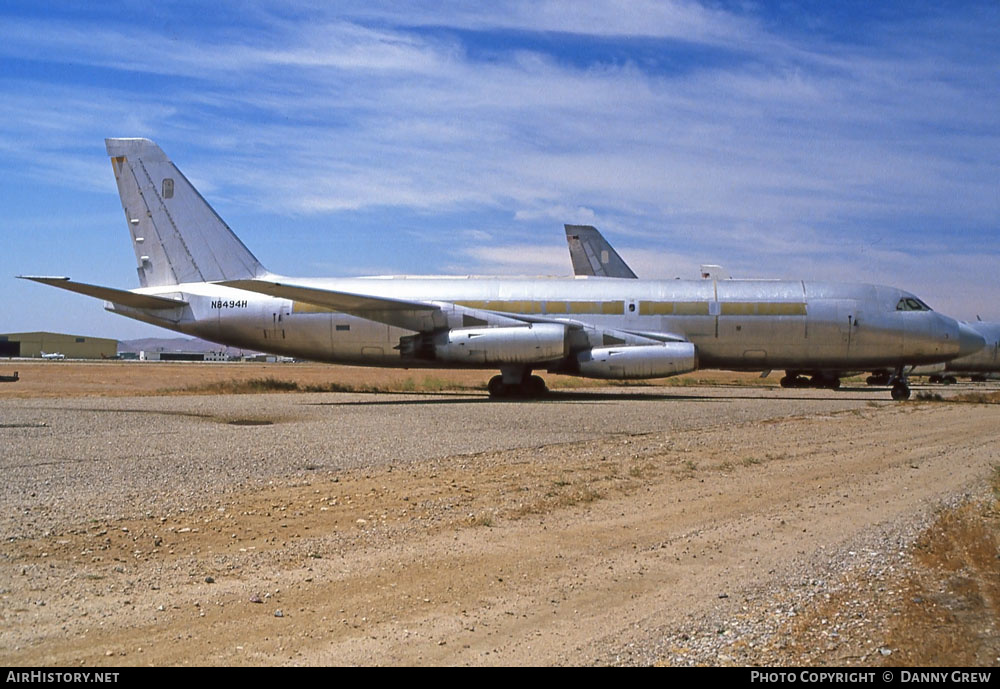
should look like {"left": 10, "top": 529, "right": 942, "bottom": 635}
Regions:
{"left": 279, "top": 312, "right": 335, "bottom": 360}
{"left": 713, "top": 316, "right": 807, "bottom": 365}
{"left": 219, "top": 304, "right": 277, "bottom": 346}
{"left": 850, "top": 324, "right": 901, "bottom": 365}
{"left": 658, "top": 312, "right": 810, "bottom": 368}
{"left": 663, "top": 315, "right": 714, "bottom": 338}
{"left": 330, "top": 318, "right": 397, "bottom": 364}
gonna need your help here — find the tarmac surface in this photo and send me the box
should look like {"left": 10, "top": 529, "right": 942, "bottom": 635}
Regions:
{"left": 4, "top": 385, "right": 885, "bottom": 537}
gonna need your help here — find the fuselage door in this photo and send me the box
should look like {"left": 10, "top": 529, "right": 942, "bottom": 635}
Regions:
{"left": 626, "top": 298, "right": 639, "bottom": 320}
{"left": 270, "top": 302, "right": 290, "bottom": 340}
{"left": 807, "top": 299, "right": 856, "bottom": 364}
{"left": 837, "top": 301, "right": 855, "bottom": 355}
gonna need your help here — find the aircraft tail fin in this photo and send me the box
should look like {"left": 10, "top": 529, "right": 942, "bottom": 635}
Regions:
{"left": 105, "top": 138, "right": 266, "bottom": 287}
{"left": 564, "top": 225, "right": 638, "bottom": 279}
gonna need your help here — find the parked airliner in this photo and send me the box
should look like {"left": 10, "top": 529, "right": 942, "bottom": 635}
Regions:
{"left": 20, "top": 139, "right": 984, "bottom": 400}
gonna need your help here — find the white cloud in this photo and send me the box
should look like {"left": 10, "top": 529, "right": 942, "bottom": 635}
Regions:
{"left": 336, "top": 0, "right": 762, "bottom": 45}
{"left": 3, "top": 2, "right": 999, "bottom": 334}
{"left": 456, "top": 244, "right": 574, "bottom": 276}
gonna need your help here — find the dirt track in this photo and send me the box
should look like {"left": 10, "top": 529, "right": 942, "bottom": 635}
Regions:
{"left": 0, "top": 362, "right": 998, "bottom": 666}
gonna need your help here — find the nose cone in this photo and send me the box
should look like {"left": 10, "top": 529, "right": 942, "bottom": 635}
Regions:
{"left": 957, "top": 323, "right": 986, "bottom": 358}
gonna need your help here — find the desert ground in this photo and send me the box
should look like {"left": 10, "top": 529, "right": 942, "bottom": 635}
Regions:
{"left": 0, "top": 361, "right": 997, "bottom": 666}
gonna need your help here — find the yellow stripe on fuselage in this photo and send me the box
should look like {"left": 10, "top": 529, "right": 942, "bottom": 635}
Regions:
{"left": 641, "top": 301, "right": 805, "bottom": 316}
{"left": 292, "top": 301, "right": 336, "bottom": 313}
{"left": 455, "top": 300, "right": 623, "bottom": 315}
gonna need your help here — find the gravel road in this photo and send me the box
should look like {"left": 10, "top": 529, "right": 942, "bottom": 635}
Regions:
{"left": 1, "top": 381, "right": 998, "bottom": 666}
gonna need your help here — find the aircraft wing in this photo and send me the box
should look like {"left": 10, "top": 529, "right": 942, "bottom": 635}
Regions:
{"left": 509, "top": 312, "right": 687, "bottom": 343}
{"left": 221, "top": 278, "right": 450, "bottom": 332}
{"left": 223, "top": 279, "right": 692, "bottom": 348}
{"left": 18, "top": 276, "right": 188, "bottom": 310}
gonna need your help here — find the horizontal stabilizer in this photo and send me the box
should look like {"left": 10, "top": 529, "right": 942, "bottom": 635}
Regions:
{"left": 17, "top": 276, "right": 187, "bottom": 310}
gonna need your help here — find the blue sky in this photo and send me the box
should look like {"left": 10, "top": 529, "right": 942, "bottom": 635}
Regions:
{"left": 1, "top": 1, "right": 998, "bottom": 339}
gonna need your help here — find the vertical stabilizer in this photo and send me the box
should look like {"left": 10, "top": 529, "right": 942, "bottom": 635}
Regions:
{"left": 564, "top": 225, "right": 638, "bottom": 279}
{"left": 106, "top": 138, "right": 266, "bottom": 287}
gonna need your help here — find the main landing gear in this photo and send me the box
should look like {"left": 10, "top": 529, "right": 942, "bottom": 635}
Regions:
{"left": 487, "top": 367, "right": 549, "bottom": 399}
{"left": 866, "top": 371, "right": 892, "bottom": 386}
{"left": 781, "top": 369, "right": 911, "bottom": 400}
{"left": 779, "top": 373, "right": 840, "bottom": 390}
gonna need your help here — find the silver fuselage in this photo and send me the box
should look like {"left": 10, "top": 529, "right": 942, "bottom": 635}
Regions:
{"left": 111, "top": 275, "right": 968, "bottom": 373}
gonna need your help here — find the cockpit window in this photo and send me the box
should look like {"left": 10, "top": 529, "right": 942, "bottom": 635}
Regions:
{"left": 896, "top": 297, "right": 931, "bottom": 312}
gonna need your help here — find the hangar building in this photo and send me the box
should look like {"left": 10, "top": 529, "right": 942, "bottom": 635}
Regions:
{"left": 0, "top": 332, "right": 118, "bottom": 359}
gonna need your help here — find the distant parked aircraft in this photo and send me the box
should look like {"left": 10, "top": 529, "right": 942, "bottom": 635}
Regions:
{"left": 39, "top": 351, "right": 65, "bottom": 360}
{"left": 897, "top": 320, "right": 1000, "bottom": 384}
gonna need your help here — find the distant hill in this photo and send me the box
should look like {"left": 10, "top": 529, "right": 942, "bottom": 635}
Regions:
{"left": 118, "top": 337, "right": 260, "bottom": 357}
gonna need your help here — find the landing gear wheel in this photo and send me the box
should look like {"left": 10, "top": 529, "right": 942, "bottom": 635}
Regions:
{"left": 524, "top": 375, "right": 548, "bottom": 397}
{"left": 891, "top": 382, "right": 911, "bottom": 401}
{"left": 813, "top": 376, "right": 840, "bottom": 390}
{"left": 488, "top": 375, "right": 507, "bottom": 398}
{"left": 866, "top": 372, "right": 891, "bottom": 386}
{"left": 488, "top": 374, "right": 547, "bottom": 399}
{"left": 780, "top": 374, "right": 808, "bottom": 388}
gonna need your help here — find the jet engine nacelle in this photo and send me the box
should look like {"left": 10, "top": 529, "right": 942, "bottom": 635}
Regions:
{"left": 577, "top": 343, "right": 697, "bottom": 379}
{"left": 433, "top": 323, "right": 568, "bottom": 364}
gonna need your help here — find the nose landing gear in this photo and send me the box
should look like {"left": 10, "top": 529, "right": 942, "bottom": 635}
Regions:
{"left": 889, "top": 367, "right": 911, "bottom": 400}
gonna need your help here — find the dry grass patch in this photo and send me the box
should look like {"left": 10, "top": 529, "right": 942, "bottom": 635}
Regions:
{"left": 163, "top": 375, "right": 486, "bottom": 395}
{"left": 881, "top": 474, "right": 1000, "bottom": 666}
{"left": 950, "top": 390, "right": 1000, "bottom": 405}
{"left": 166, "top": 376, "right": 303, "bottom": 394}
{"left": 758, "top": 466, "right": 1000, "bottom": 666}
{"left": 913, "top": 389, "right": 1000, "bottom": 405}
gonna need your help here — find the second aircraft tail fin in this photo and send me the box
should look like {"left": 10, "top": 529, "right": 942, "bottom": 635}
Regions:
{"left": 105, "top": 138, "right": 267, "bottom": 287}
{"left": 564, "top": 224, "right": 638, "bottom": 279}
